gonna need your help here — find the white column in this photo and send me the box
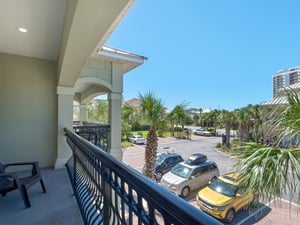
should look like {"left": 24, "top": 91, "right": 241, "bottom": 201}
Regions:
{"left": 108, "top": 92, "right": 123, "bottom": 160}
{"left": 80, "top": 104, "right": 87, "bottom": 124}
{"left": 55, "top": 86, "right": 74, "bottom": 169}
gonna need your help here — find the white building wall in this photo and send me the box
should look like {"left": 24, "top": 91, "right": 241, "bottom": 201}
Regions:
{"left": 80, "top": 59, "right": 112, "bottom": 84}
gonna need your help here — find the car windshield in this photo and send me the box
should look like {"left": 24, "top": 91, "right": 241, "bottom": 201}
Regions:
{"left": 156, "top": 155, "right": 166, "bottom": 165}
{"left": 208, "top": 178, "right": 238, "bottom": 197}
{"left": 170, "top": 164, "right": 192, "bottom": 178}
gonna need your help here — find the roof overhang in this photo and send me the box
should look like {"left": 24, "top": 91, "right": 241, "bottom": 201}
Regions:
{"left": 93, "top": 46, "right": 147, "bottom": 73}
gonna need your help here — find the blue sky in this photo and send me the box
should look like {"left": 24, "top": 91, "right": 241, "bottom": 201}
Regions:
{"left": 106, "top": 0, "right": 300, "bottom": 112}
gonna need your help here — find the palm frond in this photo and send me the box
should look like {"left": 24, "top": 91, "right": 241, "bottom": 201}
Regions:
{"left": 232, "top": 143, "right": 300, "bottom": 202}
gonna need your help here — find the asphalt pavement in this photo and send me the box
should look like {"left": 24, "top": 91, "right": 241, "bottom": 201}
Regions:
{"left": 123, "top": 134, "right": 300, "bottom": 225}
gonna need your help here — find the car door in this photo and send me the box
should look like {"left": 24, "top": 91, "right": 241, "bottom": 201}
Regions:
{"left": 208, "top": 163, "right": 219, "bottom": 179}
{"left": 234, "top": 189, "right": 253, "bottom": 211}
{"left": 189, "top": 167, "right": 205, "bottom": 191}
{"left": 199, "top": 165, "right": 211, "bottom": 184}
{"left": 163, "top": 157, "right": 174, "bottom": 174}
{"left": 192, "top": 165, "right": 215, "bottom": 191}
{"left": 173, "top": 156, "right": 182, "bottom": 167}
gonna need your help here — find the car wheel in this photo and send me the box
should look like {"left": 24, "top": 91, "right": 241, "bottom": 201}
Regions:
{"left": 155, "top": 172, "right": 163, "bottom": 180}
{"left": 251, "top": 195, "right": 260, "bottom": 208}
{"left": 224, "top": 208, "right": 235, "bottom": 223}
{"left": 180, "top": 186, "right": 190, "bottom": 198}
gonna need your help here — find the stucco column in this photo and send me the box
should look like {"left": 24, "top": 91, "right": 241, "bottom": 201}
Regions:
{"left": 55, "top": 86, "right": 74, "bottom": 169}
{"left": 108, "top": 92, "right": 123, "bottom": 161}
{"left": 80, "top": 104, "right": 87, "bottom": 124}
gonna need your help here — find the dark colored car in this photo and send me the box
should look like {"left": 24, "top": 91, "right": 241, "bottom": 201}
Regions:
{"left": 143, "top": 152, "right": 184, "bottom": 180}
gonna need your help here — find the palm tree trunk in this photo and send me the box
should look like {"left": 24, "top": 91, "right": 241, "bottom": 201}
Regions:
{"left": 145, "top": 125, "right": 158, "bottom": 180}
{"left": 225, "top": 122, "right": 231, "bottom": 148}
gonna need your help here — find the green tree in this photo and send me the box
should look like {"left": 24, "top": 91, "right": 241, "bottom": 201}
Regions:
{"left": 219, "top": 110, "right": 236, "bottom": 148}
{"left": 201, "top": 112, "right": 211, "bottom": 129}
{"left": 122, "top": 102, "right": 136, "bottom": 134}
{"left": 193, "top": 113, "right": 200, "bottom": 126}
{"left": 236, "top": 106, "right": 251, "bottom": 142}
{"left": 199, "top": 108, "right": 203, "bottom": 126}
{"left": 138, "top": 91, "right": 165, "bottom": 180}
{"left": 211, "top": 109, "right": 220, "bottom": 134}
{"left": 232, "top": 88, "right": 300, "bottom": 203}
{"left": 236, "top": 104, "right": 262, "bottom": 143}
{"left": 167, "top": 101, "right": 189, "bottom": 137}
{"left": 95, "top": 100, "right": 108, "bottom": 123}
{"left": 86, "top": 100, "right": 108, "bottom": 123}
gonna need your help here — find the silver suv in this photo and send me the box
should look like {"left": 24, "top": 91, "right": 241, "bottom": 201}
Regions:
{"left": 160, "top": 153, "right": 219, "bottom": 198}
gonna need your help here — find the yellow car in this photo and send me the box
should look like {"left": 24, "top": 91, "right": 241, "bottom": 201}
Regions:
{"left": 196, "top": 173, "right": 255, "bottom": 223}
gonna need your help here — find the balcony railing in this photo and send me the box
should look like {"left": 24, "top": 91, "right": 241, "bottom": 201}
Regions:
{"left": 64, "top": 128, "right": 222, "bottom": 225}
{"left": 72, "top": 124, "right": 110, "bottom": 151}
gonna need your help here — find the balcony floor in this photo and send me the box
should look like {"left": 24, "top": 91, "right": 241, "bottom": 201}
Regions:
{"left": 0, "top": 168, "right": 83, "bottom": 225}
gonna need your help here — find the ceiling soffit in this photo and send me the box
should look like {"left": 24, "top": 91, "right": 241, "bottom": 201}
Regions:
{"left": 57, "top": 0, "right": 136, "bottom": 87}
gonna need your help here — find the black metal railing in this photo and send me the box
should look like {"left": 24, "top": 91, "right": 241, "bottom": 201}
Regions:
{"left": 73, "top": 124, "right": 110, "bottom": 151}
{"left": 64, "top": 128, "right": 222, "bottom": 225}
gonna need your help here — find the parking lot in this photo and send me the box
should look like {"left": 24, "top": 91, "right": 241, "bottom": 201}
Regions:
{"left": 123, "top": 135, "right": 300, "bottom": 225}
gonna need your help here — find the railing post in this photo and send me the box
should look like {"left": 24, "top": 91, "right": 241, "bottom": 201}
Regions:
{"left": 102, "top": 165, "right": 111, "bottom": 225}
{"left": 73, "top": 151, "right": 76, "bottom": 191}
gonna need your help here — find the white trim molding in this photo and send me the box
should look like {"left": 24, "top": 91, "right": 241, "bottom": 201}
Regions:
{"left": 57, "top": 86, "right": 75, "bottom": 95}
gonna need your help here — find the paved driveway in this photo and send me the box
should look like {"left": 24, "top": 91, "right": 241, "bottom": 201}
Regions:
{"left": 123, "top": 135, "right": 300, "bottom": 225}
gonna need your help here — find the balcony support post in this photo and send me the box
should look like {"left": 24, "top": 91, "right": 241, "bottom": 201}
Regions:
{"left": 108, "top": 92, "right": 122, "bottom": 161}
{"left": 79, "top": 104, "right": 87, "bottom": 125}
{"left": 55, "top": 86, "right": 74, "bottom": 169}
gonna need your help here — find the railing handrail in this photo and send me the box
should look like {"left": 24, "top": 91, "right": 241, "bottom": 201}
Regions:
{"left": 64, "top": 128, "right": 222, "bottom": 225}
{"left": 72, "top": 124, "right": 110, "bottom": 151}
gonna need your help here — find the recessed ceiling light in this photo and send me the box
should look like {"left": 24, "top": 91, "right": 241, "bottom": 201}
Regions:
{"left": 18, "top": 27, "right": 28, "bottom": 33}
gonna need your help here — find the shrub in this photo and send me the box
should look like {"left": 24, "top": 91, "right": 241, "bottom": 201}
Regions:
{"left": 215, "top": 142, "right": 222, "bottom": 148}
{"left": 157, "top": 130, "right": 164, "bottom": 137}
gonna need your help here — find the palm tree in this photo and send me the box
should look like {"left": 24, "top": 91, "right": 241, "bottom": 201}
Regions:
{"left": 236, "top": 106, "right": 253, "bottom": 142}
{"left": 167, "top": 101, "right": 189, "bottom": 137}
{"left": 86, "top": 100, "right": 108, "bottom": 123}
{"left": 251, "top": 104, "right": 262, "bottom": 143}
{"left": 121, "top": 103, "right": 137, "bottom": 139}
{"left": 211, "top": 109, "right": 220, "bottom": 134}
{"left": 138, "top": 91, "right": 165, "bottom": 180}
{"left": 166, "top": 110, "right": 176, "bottom": 137}
{"left": 95, "top": 100, "right": 108, "bottom": 123}
{"left": 234, "top": 104, "right": 262, "bottom": 143}
{"left": 199, "top": 108, "right": 203, "bottom": 126}
{"left": 219, "top": 110, "right": 236, "bottom": 148}
{"left": 201, "top": 112, "right": 210, "bottom": 129}
{"left": 232, "top": 88, "right": 300, "bottom": 203}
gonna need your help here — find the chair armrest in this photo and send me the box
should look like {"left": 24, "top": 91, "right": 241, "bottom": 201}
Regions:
{"left": 4, "top": 161, "right": 38, "bottom": 168}
{"left": 4, "top": 162, "right": 40, "bottom": 176}
{"left": 0, "top": 172, "right": 22, "bottom": 187}
{"left": 0, "top": 172, "right": 18, "bottom": 179}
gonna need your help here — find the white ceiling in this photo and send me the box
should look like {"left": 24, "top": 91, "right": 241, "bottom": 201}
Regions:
{"left": 0, "top": 0, "right": 66, "bottom": 60}
{"left": 0, "top": 0, "right": 145, "bottom": 98}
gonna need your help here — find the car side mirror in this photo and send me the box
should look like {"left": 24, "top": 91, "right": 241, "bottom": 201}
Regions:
{"left": 191, "top": 175, "right": 196, "bottom": 180}
{"left": 209, "top": 176, "right": 217, "bottom": 184}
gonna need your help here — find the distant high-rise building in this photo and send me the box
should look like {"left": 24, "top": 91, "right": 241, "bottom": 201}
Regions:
{"left": 272, "top": 66, "right": 300, "bottom": 97}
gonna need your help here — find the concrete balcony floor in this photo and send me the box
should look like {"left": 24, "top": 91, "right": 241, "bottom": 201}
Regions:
{"left": 0, "top": 168, "right": 83, "bottom": 225}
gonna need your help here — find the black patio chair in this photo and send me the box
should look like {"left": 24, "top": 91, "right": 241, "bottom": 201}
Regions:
{"left": 0, "top": 161, "right": 46, "bottom": 208}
